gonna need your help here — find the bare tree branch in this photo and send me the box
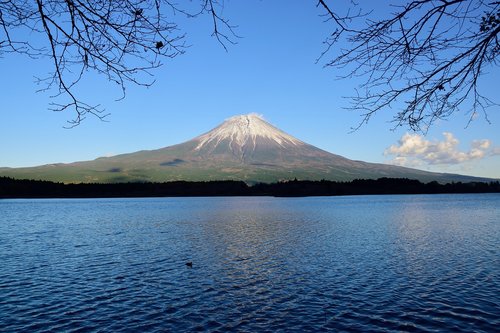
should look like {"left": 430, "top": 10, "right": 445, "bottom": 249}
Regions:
{"left": 5, "top": 0, "right": 497, "bottom": 131}
{"left": 318, "top": 0, "right": 500, "bottom": 131}
{"left": 0, "top": 0, "right": 237, "bottom": 126}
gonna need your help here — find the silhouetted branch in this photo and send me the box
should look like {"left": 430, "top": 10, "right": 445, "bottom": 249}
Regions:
{"left": 318, "top": 0, "right": 499, "bottom": 131}
{"left": 0, "top": 0, "right": 237, "bottom": 126}
{"left": 202, "top": 0, "right": 239, "bottom": 51}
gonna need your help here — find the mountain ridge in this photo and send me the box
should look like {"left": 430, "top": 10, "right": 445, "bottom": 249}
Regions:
{"left": 0, "top": 114, "right": 494, "bottom": 184}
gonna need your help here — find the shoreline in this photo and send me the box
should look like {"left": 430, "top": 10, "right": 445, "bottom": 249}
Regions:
{"left": 2, "top": 176, "right": 499, "bottom": 199}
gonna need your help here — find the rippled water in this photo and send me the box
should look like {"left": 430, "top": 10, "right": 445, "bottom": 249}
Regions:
{"left": 1, "top": 194, "right": 499, "bottom": 332}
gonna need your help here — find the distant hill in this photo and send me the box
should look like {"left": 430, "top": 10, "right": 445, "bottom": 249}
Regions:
{"left": 0, "top": 114, "right": 494, "bottom": 183}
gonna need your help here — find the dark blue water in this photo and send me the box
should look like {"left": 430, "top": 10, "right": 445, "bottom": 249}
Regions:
{"left": 1, "top": 194, "right": 499, "bottom": 332}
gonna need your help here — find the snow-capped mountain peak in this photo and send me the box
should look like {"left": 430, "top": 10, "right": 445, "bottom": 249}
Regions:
{"left": 194, "top": 113, "right": 303, "bottom": 151}
{"left": 1, "top": 113, "right": 482, "bottom": 184}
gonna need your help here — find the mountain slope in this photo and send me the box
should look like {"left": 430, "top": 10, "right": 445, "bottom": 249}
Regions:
{"left": 0, "top": 114, "right": 493, "bottom": 183}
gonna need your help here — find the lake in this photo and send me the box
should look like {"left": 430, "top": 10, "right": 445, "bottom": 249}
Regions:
{"left": 1, "top": 194, "right": 499, "bottom": 332}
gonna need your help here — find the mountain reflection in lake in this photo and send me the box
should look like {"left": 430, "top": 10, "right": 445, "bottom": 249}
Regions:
{"left": 1, "top": 194, "right": 499, "bottom": 332}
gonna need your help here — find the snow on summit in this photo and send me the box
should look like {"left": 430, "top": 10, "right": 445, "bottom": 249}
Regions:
{"left": 194, "top": 114, "right": 303, "bottom": 151}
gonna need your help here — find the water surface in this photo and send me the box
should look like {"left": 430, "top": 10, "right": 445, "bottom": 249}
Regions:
{"left": 1, "top": 194, "right": 499, "bottom": 332}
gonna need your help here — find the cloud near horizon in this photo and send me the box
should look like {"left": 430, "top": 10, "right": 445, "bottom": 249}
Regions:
{"left": 385, "top": 132, "right": 500, "bottom": 167}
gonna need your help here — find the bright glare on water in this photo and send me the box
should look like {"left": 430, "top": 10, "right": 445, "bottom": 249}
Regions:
{"left": 1, "top": 194, "right": 499, "bottom": 332}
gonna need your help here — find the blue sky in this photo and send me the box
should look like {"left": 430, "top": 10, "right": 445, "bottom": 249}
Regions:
{"left": 1, "top": 1, "right": 499, "bottom": 178}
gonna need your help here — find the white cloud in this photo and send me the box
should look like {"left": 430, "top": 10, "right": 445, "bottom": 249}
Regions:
{"left": 472, "top": 139, "right": 490, "bottom": 150}
{"left": 490, "top": 147, "right": 500, "bottom": 156}
{"left": 385, "top": 132, "right": 498, "bottom": 166}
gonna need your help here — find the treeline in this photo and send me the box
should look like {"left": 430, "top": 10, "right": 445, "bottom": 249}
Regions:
{"left": 1, "top": 177, "right": 499, "bottom": 198}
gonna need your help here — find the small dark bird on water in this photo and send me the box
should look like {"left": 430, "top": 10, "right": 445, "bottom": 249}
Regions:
{"left": 185, "top": 262, "right": 193, "bottom": 268}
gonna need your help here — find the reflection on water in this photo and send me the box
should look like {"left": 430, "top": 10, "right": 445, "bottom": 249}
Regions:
{"left": 0, "top": 194, "right": 499, "bottom": 332}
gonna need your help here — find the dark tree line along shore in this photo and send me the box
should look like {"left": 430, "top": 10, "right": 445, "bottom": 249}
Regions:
{"left": 1, "top": 177, "right": 499, "bottom": 198}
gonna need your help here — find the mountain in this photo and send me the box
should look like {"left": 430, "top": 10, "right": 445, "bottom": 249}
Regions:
{"left": 0, "top": 114, "right": 492, "bottom": 184}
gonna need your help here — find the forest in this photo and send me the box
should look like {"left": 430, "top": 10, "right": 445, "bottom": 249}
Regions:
{"left": 1, "top": 177, "right": 499, "bottom": 198}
